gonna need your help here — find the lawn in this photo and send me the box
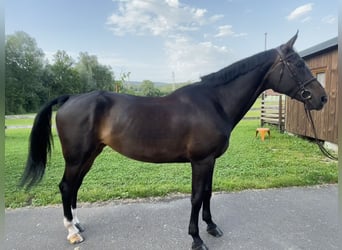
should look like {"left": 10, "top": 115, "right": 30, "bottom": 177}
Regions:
{"left": 5, "top": 119, "right": 337, "bottom": 208}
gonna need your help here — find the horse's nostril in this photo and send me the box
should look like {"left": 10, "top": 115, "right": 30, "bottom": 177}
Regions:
{"left": 321, "top": 96, "right": 328, "bottom": 104}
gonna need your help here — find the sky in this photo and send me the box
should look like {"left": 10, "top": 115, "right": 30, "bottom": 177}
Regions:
{"left": 6, "top": 0, "right": 338, "bottom": 83}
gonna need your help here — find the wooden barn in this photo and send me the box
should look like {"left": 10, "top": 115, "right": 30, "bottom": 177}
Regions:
{"left": 285, "top": 37, "right": 338, "bottom": 145}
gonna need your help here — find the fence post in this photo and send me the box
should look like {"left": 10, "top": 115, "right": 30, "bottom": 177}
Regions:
{"left": 261, "top": 92, "right": 265, "bottom": 127}
{"left": 278, "top": 95, "right": 282, "bottom": 131}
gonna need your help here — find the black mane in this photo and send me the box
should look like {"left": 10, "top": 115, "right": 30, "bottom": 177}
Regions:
{"left": 200, "top": 49, "right": 276, "bottom": 86}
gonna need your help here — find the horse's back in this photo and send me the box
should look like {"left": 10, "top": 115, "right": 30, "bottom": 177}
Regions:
{"left": 55, "top": 91, "right": 186, "bottom": 161}
{"left": 55, "top": 90, "right": 229, "bottom": 164}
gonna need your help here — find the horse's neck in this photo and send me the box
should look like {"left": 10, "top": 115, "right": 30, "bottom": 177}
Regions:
{"left": 214, "top": 62, "right": 274, "bottom": 127}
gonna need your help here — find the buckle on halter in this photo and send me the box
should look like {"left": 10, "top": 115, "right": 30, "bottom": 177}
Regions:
{"left": 300, "top": 89, "right": 312, "bottom": 100}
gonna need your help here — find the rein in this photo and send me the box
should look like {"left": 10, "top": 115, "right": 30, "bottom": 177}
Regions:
{"left": 269, "top": 48, "right": 337, "bottom": 161}
{"left": 304, "top": 107, "right": 338, "bottom": 160}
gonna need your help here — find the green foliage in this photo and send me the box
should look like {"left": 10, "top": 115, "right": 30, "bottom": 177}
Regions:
{"left": 5, "top": 119, "right": 337, "bottom": 208}
{"left": 5, "top": 32, "right": 116, "bottom": 114}
{"left": 5, "top": 31, "right": 172, "bottom": 114}
{"left": 5, "top": 31, "right": 46, "bottom": 114}
{"left": 47, "top": 50, "right": 81, "bottom": 99}
{"left": 139, "top": 80, "right": 162, "bottom": 96}
{"left": 75, "top": 52, "right": 115, "bottom": 92}
{"left": 114, "top": 72, "right": 131, "bottom": 93}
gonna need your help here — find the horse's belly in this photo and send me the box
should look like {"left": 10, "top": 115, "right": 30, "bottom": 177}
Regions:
{"left": 110, "top": 140, "right": 188, "bottom": 163}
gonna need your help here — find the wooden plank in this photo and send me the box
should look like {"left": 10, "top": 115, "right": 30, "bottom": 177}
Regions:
{"left": 285, "top": 48, "right": 338, "bottom": 143}
{"left": 261, "top": 118, "right": 284, "bottom": 123}
{"left": 260, "top": 94, "right": 286, "bottom": 130}
{"left": 261, "top": 114, "right": 284, "bottom": 119}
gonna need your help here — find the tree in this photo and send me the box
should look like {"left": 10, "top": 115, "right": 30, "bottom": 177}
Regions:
{"left": 75, "top": 52, "right": 114, "bottom": 92}
{"left": 5, "top": 31, "right": 120, "bottom": 114}
{"left": 114, "top": 72, "right": 131, "bottom": 93}
{"left": 5, "top": 31, "right": 45, "bottom": 114}
{"left": 140, "top": 80, "right": 162, "bottom": 97}
{"left": 48, "top": 50, "right": 81, "bottom": 98}
{"left": 92, "top": 64, "right": 115, "bottom": 91}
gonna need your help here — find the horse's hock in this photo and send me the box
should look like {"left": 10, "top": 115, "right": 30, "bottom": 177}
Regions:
{"left": 256, "top": 128, "right": 271, "bottom": 141}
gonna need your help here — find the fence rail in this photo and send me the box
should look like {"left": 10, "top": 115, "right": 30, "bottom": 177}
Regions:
{"left": 260, "top": 94, "right": 285, "bottom": 132}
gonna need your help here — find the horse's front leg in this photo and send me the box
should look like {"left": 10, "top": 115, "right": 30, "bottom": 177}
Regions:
{"left": 189, "top": 158, "right": 216, "bottom": 250}
{"left": 189, "top": 187, "right": 206, "bottom": 250}
{"left": 202, "top": 168, "right": 223, "bottom": 238}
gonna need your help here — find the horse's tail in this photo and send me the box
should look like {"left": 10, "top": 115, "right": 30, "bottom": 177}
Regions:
{"left": 20, "top": 95, "right": 70, "bottom": 189}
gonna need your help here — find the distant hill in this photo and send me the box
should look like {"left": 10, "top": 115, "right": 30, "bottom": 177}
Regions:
{"left": 126, "top": 81, "right": 192, "bottom": 94}
{"left": 158, "top": 82, "right": 191, "bottom": 93}
{"left": 127, "top": 81, "right": 170, "bottom": 86}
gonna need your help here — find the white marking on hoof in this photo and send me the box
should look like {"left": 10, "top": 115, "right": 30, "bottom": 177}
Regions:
{"left": 68, "top": 233, "right": 84, "bottom": 244}
{"left": 64, "top": 218, "right": 82, "bottom": 244}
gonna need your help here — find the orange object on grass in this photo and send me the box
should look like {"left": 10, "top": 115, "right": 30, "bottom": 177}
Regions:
{"left": 256, "top": 128, "right": 270, "bottom": 141}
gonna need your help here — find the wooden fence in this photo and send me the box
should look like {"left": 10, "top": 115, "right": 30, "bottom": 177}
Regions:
{"left": 260, "top": 93, "right": 285, "bottom": 132}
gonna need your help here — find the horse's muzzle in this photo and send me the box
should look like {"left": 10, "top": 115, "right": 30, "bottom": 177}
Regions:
{"left": 321, "top": 95, "right": 328, "bottom": 105}
{"left": 306, "top": 94, "right": 328, "bottom": 111}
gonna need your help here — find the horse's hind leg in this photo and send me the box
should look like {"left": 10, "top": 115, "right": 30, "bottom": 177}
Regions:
{"left": 60, "top": 170, "right": 83, "bottom": 244}
{"left": 70, "top": 176, "right": 86, "bottom": 233}
{"left": 70, "top": 143, "right": 103, "bottom": 233}
{"left": 69, "top": 172, "right": 89, "bottom": 233}
{"left": 59, "top": 144, "right": 104, "bottom": 244}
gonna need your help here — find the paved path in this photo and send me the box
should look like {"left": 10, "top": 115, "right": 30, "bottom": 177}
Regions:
{"left": 5, "top": 185, "right": 339, "bottom": 250}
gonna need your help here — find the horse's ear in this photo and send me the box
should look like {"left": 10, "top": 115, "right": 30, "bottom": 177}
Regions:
{"left": 280, "top": 31, "right": 299, "bottom": 53}
{"left": 286, "top": 30, "right": 299, "bottom": 48}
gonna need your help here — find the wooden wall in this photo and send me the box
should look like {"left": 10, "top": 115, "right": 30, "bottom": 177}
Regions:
{"left": 285, "top": 47, "right": 338, "bottom": 144}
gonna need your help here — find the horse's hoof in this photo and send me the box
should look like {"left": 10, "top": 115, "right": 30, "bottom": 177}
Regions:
{"left": 68, "top": 233, "right": 84, "bottom": 244}
{"left": 192, "top": 242, "right": 209, "bottom": 250}
{"left": 75, "top": 222, "right": 85, "bottom": 232}
{"left": 207, "top": 225, "right": 223, "bottom": 237}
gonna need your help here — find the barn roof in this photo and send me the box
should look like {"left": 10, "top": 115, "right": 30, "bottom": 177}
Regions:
{"left": 299, "top": 37, "right": 338, "bottom": 58}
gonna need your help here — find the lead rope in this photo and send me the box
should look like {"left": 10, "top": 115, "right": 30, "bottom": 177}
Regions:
{"left": 304, "top": 107, "right": 338, "bottom": 160}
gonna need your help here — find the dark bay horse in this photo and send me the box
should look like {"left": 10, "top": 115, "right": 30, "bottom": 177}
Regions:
{"left": 21, "top": 33, "right": 327, "bottom": 250}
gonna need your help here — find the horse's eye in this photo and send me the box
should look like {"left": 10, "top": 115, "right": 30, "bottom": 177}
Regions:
{"left": 295, "top": 59, "right": 305, "bottom": 68}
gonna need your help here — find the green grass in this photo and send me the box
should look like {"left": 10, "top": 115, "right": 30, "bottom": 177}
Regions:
{"left": 5, "top": 119, "right": 337, "bottom": 208}
{"left": 5, "top": 113, "right": 56, "bottom": 127}
{"left": 5, "top": 118, "right": 35, "bottom": 126}
{"left": 243, "top": 98, "right": 261, "bottom": 118}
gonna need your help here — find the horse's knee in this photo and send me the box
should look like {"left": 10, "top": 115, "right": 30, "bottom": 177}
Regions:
{"left": 191, "top": 190, "right": 204, "bottom": 205}
{"left": 59, "top": 180, "right": 70, "bottom": 193}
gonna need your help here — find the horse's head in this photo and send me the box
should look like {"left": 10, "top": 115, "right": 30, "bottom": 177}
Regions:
{"left": 266, "top": 32, "right": 327, "bottom": 110}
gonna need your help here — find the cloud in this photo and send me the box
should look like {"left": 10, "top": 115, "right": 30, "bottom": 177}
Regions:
{"left": 322, "top": 15, "right": 336, "bottom": 24}
{"left": 301, "top": 16, "right": 312, "bottom": 23}
{"left": 209, "top": 14, "right": 224, "bottom": 22}
{"left": 165, "top": 0, "right": 179, "bottom": 8}
{"left": 214, "top": 25, "right": 247, "bottom": 38}
{"left": 107, "top": 0, "right": 208, "bottom": 36}
{"left": 286, "top": 3, "right": 313, "bottom": 21}
{"left": 107, "top": 0, "right": 244, "bottom": 82}
{"left": 165, "top": 36, "right": 231, "bottom": 81}
{"left": 215, "top": 25, "right": 234, "bottom": 37}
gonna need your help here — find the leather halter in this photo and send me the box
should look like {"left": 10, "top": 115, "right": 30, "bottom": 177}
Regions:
{"left": 275, "top": 48, "right": 316, "bottom": 100}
